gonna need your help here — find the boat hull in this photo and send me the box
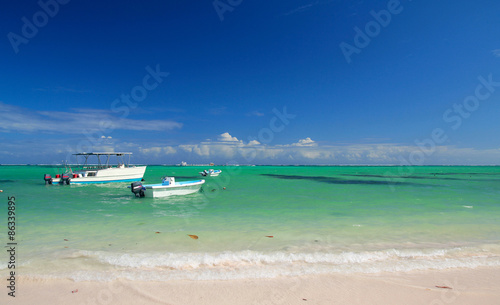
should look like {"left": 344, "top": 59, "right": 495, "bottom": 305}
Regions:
{"left": 52, "top": 166, "right": 147, "bottom": 184}
{"left": 142, "top": 180, "right": 205, "bottom": 198}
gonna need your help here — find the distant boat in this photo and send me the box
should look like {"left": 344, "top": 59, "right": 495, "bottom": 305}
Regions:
{"left": 44, "top": 152, "right": 146, "bottom": 185}
{"left": 199, "top": 169, "right": 222, "bottom": 177}
{"left": 129, "top": 177, "right": 205, "bottom": 198}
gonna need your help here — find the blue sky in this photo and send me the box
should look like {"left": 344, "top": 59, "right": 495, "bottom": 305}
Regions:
{"left": 1, "top": 0, "right": 500, "bottom": 165}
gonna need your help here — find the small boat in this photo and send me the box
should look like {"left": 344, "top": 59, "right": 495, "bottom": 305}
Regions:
{"left": 44, "top": 152, "right": 146, "bottom": 185}
{"left": 130, "top": 177, "right": 205, "bottom": 198}
{"left": 199, "top": 169, "right": 222, "bottom": 177}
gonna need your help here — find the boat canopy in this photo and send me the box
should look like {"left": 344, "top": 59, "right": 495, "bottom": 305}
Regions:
{"left": 72, "top": 152, "right": 134, "bottom": 170}
{"left": 73, "top": 152, "right": 132, "bottom": 156}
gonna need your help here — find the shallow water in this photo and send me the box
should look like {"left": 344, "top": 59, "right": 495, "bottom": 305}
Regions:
{"left": 1, "top": 165, "right": 499, "bottom": 281}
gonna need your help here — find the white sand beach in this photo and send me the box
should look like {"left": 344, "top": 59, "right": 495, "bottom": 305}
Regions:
{"left": 7, "top": 267, "right": 500, "bottom": 305}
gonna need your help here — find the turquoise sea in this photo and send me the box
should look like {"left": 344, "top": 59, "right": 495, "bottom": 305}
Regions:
{"left": 1, "top": 165, "right": 500, "bottom": 281}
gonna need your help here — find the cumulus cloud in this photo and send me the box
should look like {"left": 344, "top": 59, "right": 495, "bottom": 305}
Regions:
{"left": 135, "top": 132, "right": 500, "bottom": 165}
{"left": 218, "top": 132, "right": 240, "bottom": 142}
{"left": 3, "top": 129, "right": 500, "bottom": 165}
{"left": 291, "top": 137, "right": 317, "bottom": 147}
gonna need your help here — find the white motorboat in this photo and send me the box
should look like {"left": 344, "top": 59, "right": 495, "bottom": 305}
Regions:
{"left": 130, "top": 177, "right": 205, "bottom": 198}
{"left": 44, "top": 152, "right": 146, "bottom": 185}
{"left": 199, "top": 169, "right": 222, "bottom": 177}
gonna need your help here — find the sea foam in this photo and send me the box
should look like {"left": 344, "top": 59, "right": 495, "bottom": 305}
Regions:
{"left": 22, "top": 246, "right": 500, "bottom": 282}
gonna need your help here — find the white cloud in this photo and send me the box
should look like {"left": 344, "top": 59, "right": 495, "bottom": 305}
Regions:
{"left": 139, "top": 147, "right": 162, "bottom": 156}
{"left": 291, "top": 137, "right": 317, "bottom": 147}
{"left": 2, "top": 129, "right": 500, "bottom": 165}
{"left": 492, "top": 49, "right": 500, "bottom": 57}
{"left": 218, "top": 132, "right": 240, "bottom": 142}
{"left": 164, "top": 146, "right": 177, "bottom": 154}
{"left": 0, "top": 102, "right": 182, "bottom": 134}
{"left": 136, "top": 145, "right": 179, "bottom": 158}
{"left": 135, "top": 133, "right": 500, "bottom": 165}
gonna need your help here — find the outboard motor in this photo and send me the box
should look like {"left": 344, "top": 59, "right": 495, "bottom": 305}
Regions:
{"left": 60, "top": 174, "right": 71, "bottom": 185}
{"left": 131, "top": 182, "right": 145, "bottom": 197}
{"left": 44, "top": 174, "right": 53, "bottom": 185}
